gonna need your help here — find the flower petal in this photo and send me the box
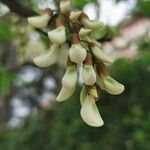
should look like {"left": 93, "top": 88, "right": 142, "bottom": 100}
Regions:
{"left": 62, "top": 65, "right": 77, "bottom": 89}
{"left": 80, "top": 95, "right": 104, "bottom": 127}
{"left": 56, "top": 87, "right": 75, "bottom": 102}
{"left": 33, "top": 44, "right": 58, "bottom": 67}
{"left": 48, "top": 26, "right": 66, "bottom": 44}
{"left": 28, "top": 15, "right": 50, "bottom": 29}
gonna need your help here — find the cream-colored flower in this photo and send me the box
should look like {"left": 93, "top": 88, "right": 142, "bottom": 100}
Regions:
{"left": 33, "top": 44, "right": 58, "bottom": 67}
{"left": 60, "top": 0, "right": 70, "bottom": 14}
{"left": 62, "top": 65, "right": 77, "bottom": 89}
{"left": 28, "top": 9, "right": 53, "bottom": 28}
{"left": 80, "top": 35, "right": 101, "bottom": 48}
{"left": 92, "top": 45, "right": 113, "bottom": 64}
{"left": 79, "top": 28, "right": 91, "bottom": 37}
{"left": 82, "top": 65, "right": 96, "bottom": 85}
{"left": 80, "top": 95, "right": 104, "bottom": 127}
{"left": 48, "top": 26, "right": 66, "bottom": 44}
{"left": 90, "top": 24, "right": 107, "bottom": 40}
{"left": 57, "top": 44, "right": 69, "bottom": 67}
{"left": 97, "top": 76, "right": 125, "bottom": 95}
{"left": 69, "top": 44, "right": 87, "bottom": 64}
{"left": 82, "top": 19, "right": 103, "bottom": 29}
{"left": 69, "top": 11, "right": 82, "bottom": 21}
{"left": 56, "top": 87, "right": 75, "bottom": 102}
{"left": 80, "top": 85, "right": 87, "bottom": 106}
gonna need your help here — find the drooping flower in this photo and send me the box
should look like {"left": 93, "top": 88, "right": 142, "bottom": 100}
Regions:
{"left": 69, "top": 11, "right": 82, "bottom": 22}
{"left": 69, "top": 33, "right": 87, "bottom": 64}
{"left": 79, "top": 28, "right": 92, "bottom": 37}
{"left": 97, "top": 75, "right": 125, "bottom": 95}
{"left": 91, "top": 45, "right": 113, "bottom": 64}
{"left": 33, "top": 44, "right": 58, "bottom": 67}
{"left": 28, "top": 8, "right": 53, "bottom": 29}
{"left": 48, "top": 26, "right": 66, "bottom": 44}
{"left": 96, "top": 63, "right": 125, "bottom": 95}
{"left": 56, "top": 87, "right": 75, "bottom": 102}
{"left": 60, "top": 0, "right": 70, "bottom": 14}
{"left": 82, "top": 53, "right": 96, "bottom": 85}
{"left": 62, "top": 62, "right": 77, "bottom": 89}
{"left": 79, "top": 13, "right": 103, "bottom": 29}
{"left": 80, "top": 95, "right": 104, "bottom": 127}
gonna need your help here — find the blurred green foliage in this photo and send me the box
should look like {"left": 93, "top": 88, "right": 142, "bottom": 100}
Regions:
{"left": 0, "top": 49, "right": 149, "bottom": 150}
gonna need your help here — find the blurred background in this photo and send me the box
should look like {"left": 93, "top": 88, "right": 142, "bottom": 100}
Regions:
{"left": 0, "top": 0, "right": 149, "bottom": 149}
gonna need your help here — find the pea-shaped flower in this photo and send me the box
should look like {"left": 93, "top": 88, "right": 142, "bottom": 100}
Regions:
{"left": 69, "top": 11, "right": 82, "bottom": 22}
{"left": 60, "top": 0, "right": 70, "bottom": 14}
{"left": 79, "top": 13, "right": 103, "bottom": 29}
{"left": 82, "top": 53, "right": 96, "bottom": 85}
{"left": 69, "top": 33, "right": 87, "bottom": 64}
{"left": 97, "top": 76, "right": 125, "bottom": 95}
{"left": 62, "top": 62, "right": 77, "bottom": 89}
{"left": 91, "top": 45, "right": 113, "bottom": 64}
{"left": 80, "top": 95, "right": 104, "bottom": 127}
{"left": 56, "top": 87, "right": 75, "bottom": 102}
{"left": 79, "top": 28, "right": 91, "bottom": 37}
{"left": 28, "top": 8, "right": 53, "bottom": 29}
{"left": 48, "top": 26, "right": 66, "bottom": 45}
{"left": 33, "top": 44, "right": 58, "bottom": 67}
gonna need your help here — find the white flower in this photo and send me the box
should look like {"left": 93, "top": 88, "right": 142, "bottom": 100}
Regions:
{"left": 80, "top": 85, "right": 87, "bottom": 106}
{"left": 62, "top": 65, "right": 77, "bottom": 89}
{"left": 82, "top": 19, "right": 103, "bottom": 29}
{"left": 56, "top": 87, "right": 75, "bottom": 102}
{"left": 33, "top": 44, "right": 58, "bottom": 67}
{"left": 28, "top": 9, "right": 53, "bottom": 28}
{"left": 60, "top": 0, "right": 70, "bottom": 14}
{"left": 69, "top": 11, "right": 82, "bottom": 21}
{"left": 57, "top": 44, "right": 69, "bottom": 67}
{"left": 97, "top": 76, "right": 125, "bottom": 95}
{"left": 90, "top": 25, "right": 107, "bottom": 40}
{"left": 48, "top": 26, "right": 66, "bottom": 44}
{"left": 80, "top": 35, "right": 101, "bottom": 48}
{"left": 79, "top": 28, "right": 91, "bottom": 37}
{"left": 80, "top": 95, "right": 104, "bottom": 127}
{"left": 69, "top": 44, "right": 87, "bottom": 64}
{"left": 82, "top": 65, "right": 96, "bottom": 85}
{"left": 92, "top": 46, "right": 113, "bottom": 64}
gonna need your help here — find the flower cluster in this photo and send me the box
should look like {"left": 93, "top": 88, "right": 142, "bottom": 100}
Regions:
{"left": 27, "top": 0, "right": 125, "bottom": 127}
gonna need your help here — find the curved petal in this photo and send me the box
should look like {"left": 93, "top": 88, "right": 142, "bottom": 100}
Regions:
{"left": 33, "top": 44, "right": 58, "bottom": 67}
{"left": 80, "top": 95, "right": 104, "bottom": 127}
{"left": 56, "top": 87, "right": 75, "bottom": 102}
{"left": 62, "top": 65, "right": 77, "bottom": 89}
{"left": 28, "top": 15, "right": 50, "bottom": 29}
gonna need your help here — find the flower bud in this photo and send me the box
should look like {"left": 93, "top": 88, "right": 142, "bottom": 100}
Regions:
{"left": 82, "top": 65, "right": 96, "bottom": 85}
{"left": 79, "top": 28, "right": 91, "bottom": 37}
{"left": 33, "top": 44, "right": 58, "bottom": 67}
{"left": 91, "top": 45, "right": 113, "bottom": 64}
{"left": 80, "top": 85, "right": 87, "bottom": 106}
{"left": 90, "top": 24, "right": 107, "bottom": 40}
{"left": 82, "top": 53, "right": 96, "bottom": 85}
{"left": 60, "top": 0, "right": 70, "bottom": 14}
{"left": 27, "top": 9, "right": 53, "bottom": 29}
{"left": 89, "top": 86, "right": 98, "bottom": 98}
{"left": 62, "top": 65, "right": 77, "bottom": 89}
{"left": 48, "top": 26, "right": 66, "bottom": 44}
{"left": 69, "top": 11, "right": 82, "bottom": 22}
{"left": 80, "top": 95, "right": 104, "bottom": 127}
{"left": 97, "top": 75, "right": 125, "bottom": 95}
{"left": 56, "top": 87, "right": 75, "bottom": 102}
{"left": 69, "top": 44, "right": 87, "bottom": 64}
